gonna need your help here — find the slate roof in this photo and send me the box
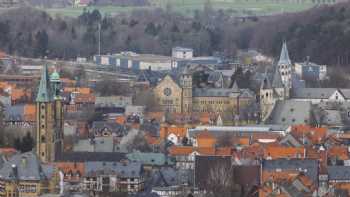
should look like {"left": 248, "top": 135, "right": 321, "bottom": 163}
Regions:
{"left": 262, "top": 159, "right": 319, "bottom": 183}
{"left": 266, "top": 100, "right": 312, "bottom": 125}
{"left": 327, "top": 166, "right": 350, "bottom": 181}
{"left": 291, "top": 88, "right": 337, "bottom": 99}
{"left": 172, "top": 47, "right": 193, "bottom": 52}
{"left": 73, "top": 137, "right": 115, "bottom": 152}
{"left": 4, "top": 104, "right": 24, "bottom": 121}
{"left": 188, "top": 125, "right": 289, "bottom": 138}
{"left": 56, "top": 152, "right": 127, "bottom": 162}
{"left": 193, "top": 88, "right": 240, "bottom": 97}
{"left": 278, "top": 41, "right": 291, "bottom": 65}
{"left": 0, "top": 152, "right": 49, "bottom": 181}
{"left": 322, "top": 110, "right": 343, "bottom": 126}
{"left": 260, "top": 73, "right": 272, "bottom": 90}
{"left": 140, "top": 121, "right": 160, "bottom": 137}
{"left": 152, "top": 167, "right": 193, "bottom": 187}
{"left": 126, "top": 151, "right": 174, "bottom": 166}
{"left": 91, "top": 121, "right": 126, "bottom": 136}
{"left": 272, "top": 69, "right": 284, "bottom": 88}
{"left": 84, "top": 161, "right": 142, "bottom": 178}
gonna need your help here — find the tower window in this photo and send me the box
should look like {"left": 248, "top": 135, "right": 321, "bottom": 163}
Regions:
{"left": 41, "top": 136, "right": 46, "bottom": 142}
{"left": 41, "top": 125, "right": 45, "bottom": 129}
{"left": 41, "top": 152, "right": 45, "bottom": 157}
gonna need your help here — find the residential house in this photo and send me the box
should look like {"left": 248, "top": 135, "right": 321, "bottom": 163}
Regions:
{"left": 327, "top": 166, "right": 350, "bottom": 193}
{"left": 291, "top": 88, "right": 350, "bottom": 104}
{"left": 187, "top": 125, "right": 289, "bottom": 146}
{"left": 90, "top": 121, "right": 126, "bottom": 138}
{"left": 169, "top": 146, "right": 232, "bottom": 170}
{"left": 261, "top": 159, "right": 319, "bottom": 184}
{"left": 126, "top": 151, "right": 174, "bottom": 170}
{"left": 82, "top": 161, "right": 144, "bottom": 194}
{"left": 159, "top": 125, "right": 187, "bottom": 145}
{"left": 0, "top": 152, "right": 59, "bottom": 197}
{"left": 4, "top": 104, "right": 36, "bottom": 129}
{"left": 73, "top": 137, "right": 116, "bottom": 152}
{"left": 55, "top": 162, "right": 85, "bottom": 183}
{"left": 95, "top": 96, "right": 132, "bottom": 107}
{"left": 294, "top": 60, "right": 327, "bottom": 81}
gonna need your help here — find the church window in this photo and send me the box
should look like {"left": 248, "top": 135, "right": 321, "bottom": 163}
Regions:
{"left": 266, "top": 93, "right": 268, "bottom": 97}
{"left": 41, "top": 124, "right": 45, "bottom": 129}
{"left": 41, "top": 136, "right": 46, "bottom": 142}
{"left": 41, "top": 152, "right": 45, "bottom": 157}
{"left": 336, "top": 96, "right": 339, "bottom": 100}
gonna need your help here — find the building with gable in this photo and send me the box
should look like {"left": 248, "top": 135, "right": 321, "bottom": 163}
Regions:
{"left": 153, "top": 66, "right": 255, "bottom": 115}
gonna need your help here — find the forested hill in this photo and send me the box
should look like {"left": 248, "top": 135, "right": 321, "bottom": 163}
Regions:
{"left": 246, "top": 2, "right": 350, "bottom": 66}
{"left": 1, "top": 3, "right": 350, "bottom": 66}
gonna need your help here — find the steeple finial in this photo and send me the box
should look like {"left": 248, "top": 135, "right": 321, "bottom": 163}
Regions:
{"left": 278, "top": 41, "right": 291, "bottom": 65}
{"left": 36, "top": 64, "right": 53, "bottom": 102}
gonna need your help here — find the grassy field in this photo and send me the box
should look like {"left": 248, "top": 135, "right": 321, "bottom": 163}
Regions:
{"left": 42, "top": 0, "right": 316, "bottom": 17}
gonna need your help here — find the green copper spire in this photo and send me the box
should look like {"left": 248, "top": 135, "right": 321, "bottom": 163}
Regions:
{"left": 36, "top": 64, "right": 53, "bottom": 102}
{"left": 278, "top": 41, "right": 291, "bottom": 65}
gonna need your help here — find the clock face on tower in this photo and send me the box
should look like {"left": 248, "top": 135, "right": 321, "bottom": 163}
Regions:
{"left": 163, "top": 88, "right": 172, "bottom": 96}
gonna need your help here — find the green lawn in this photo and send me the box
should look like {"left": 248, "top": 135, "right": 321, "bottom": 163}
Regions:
{"left": 42, "top": 0, "right": 316, "bottom": 17}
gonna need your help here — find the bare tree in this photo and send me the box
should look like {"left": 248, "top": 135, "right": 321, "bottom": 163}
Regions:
{"left": 206, "top": 162, "right": 236, "bottom": 197}
{"left": 216, "top": 132, "right": 233, "bottom": 147}
{"left": 133, "top": 90, "right": 161, "bottom": 112}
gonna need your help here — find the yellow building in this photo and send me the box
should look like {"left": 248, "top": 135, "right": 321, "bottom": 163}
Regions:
{"left": 154, "top": 67, "right": 255, "bottom": 115}
{"left": 0, "top": 152, "right": 59, "bottom": 197}
{"left": 36, "top": 65, "right": 64, "bottom": 163}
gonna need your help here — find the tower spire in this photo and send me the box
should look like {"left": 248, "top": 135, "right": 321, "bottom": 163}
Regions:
{"left": 278, "top": 41, "right": 291, "bottom": 66}
{"left": 36, "top": 64, "right": 53, "bottom": 102}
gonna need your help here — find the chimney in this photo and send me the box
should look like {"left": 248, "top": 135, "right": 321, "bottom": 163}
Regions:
{"left": 21, "top": 157, "right": 27, "bottom": 167}
{"left": 306, "top": 56, "right": 310, "bottom": 65}
{"left": 11, "top": 164, "right": 17, "bottom": 179}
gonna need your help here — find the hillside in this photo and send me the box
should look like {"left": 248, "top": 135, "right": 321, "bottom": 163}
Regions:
{"left": 245, "top": 2, "right": 350, "bottom": 66}
{"left": 0, "top": 2, "right": 350, "bottom": 67}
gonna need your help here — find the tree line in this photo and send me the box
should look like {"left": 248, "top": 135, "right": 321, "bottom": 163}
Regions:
{"left": 1, "top": 2, "right": 350, "bottom": 66}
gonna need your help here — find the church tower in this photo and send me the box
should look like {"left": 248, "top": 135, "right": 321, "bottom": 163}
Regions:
{"left": 180, "top": 66, "right": 193, "bottom": 113}
{"left": 277, "top": 41, "right": 292, "bottom": 97}
{"left": 36, "top": 65, "right": 63, "bottom": 163}
{"left": 260, "top": 71, "right": 274, "bottom": 121}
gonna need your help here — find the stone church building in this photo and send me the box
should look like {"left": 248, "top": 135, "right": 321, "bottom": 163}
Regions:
{"left": 153, "top": 66, "right": 255, "bottom": 115}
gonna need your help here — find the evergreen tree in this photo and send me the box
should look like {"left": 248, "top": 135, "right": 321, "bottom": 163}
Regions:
{"left": 13, "top": 137, "right": 21, "bottom": 151}
{"left": 20, "top": 132, "right": 34, "bottom": 153}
